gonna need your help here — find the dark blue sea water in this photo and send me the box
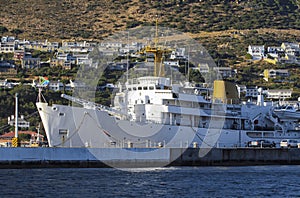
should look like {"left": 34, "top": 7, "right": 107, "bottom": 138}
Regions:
{"left": 0, "top": 166, "right": 300, "bottom": 197}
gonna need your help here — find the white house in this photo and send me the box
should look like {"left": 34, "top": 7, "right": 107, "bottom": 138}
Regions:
{"left": 8, "top": 115, "right": 30, "bottom": 128}
{"left": 267, "top": 46, "right": 284, "bottom": 58}
{"left": 281, "top": 42, "right": 300, "bottom": 57}
{"left": 61, "top": 41, "right": 96, "bottom": 53}
{"left": 68, "top": 80, "right": 87, "bottom": 90}
{"left": 100, "top": 41, "right": 123, "bottom": 48}
{"left": 246, "top": 86, "right": 258, "bottom": 98}
{"left": 236, "top": 84, "right": 247, "bottom": 98}
{"left": 0, "top": 41, "right": 16, "bottom": 53}
{"left": 170, "top": 48, "right": 186, "bottom": 60}
{"left": 56, "top": 53, "right": 76, "bottom": 64}
{"left": 264, "top": 69, "right": 289, "bottom": 80}
{"left": 164, "top": 60, "right": 180, "bottom": 67}
{"left": 49, "top": 80, "right": 64, "bottom": 92}
{"left": 266, "top": 89, "right": 292, "bottom": 100}
{"left": 213, "top": 67, "right": 233, "bottom": 78}
{"left": 21, "top": 57, "right": 41, "bottom": 69}
{"left": 197, "top": 63, "right": 209, "bottom": 73}
{"left": 1, "top": 36, "right": 15, "bottom": 43}
{"left": 0, "top": 79, "right": 13, "bottom": 89}
{"left": 73, "top": 53, "right": 90, "bottom": 65}
{"left": 281, "top": 42, "right": 299, "bottom": 51}
{"left": 248, "top": 45, "right": 265, "bottom": 60}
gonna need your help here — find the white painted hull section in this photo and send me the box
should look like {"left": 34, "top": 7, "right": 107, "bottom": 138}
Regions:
{"left": 37, "top": 102, "right": 300, "bottom": 148}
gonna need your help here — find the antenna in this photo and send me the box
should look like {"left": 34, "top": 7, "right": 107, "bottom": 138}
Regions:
{"left": 155, "top": 17, "right": 159, "bottom": 48}
{"left": 187, "top": 45, "right": 190, "bottom": 82}
{"left": 126, "top": 31, "right": 129, "bottom": 82}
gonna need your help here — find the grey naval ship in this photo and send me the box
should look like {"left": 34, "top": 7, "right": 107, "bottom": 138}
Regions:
{"left": 36, "top": 32, "right": 300, "bottom": 151}
{"left": 36, "top": 76, "right": 300, "bottom": 149}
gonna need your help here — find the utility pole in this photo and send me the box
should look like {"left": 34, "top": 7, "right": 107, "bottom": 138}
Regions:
{"left": 12, "top": 93, "right": 19, "bottom": 147}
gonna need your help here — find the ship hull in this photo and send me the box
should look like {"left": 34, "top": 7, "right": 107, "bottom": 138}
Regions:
{"left": 37, "top": 102, "right": 300, "bottom": 148}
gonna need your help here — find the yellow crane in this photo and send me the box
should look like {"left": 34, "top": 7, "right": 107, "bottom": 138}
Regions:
{"left": 142, "top": 19, "right": 173, "bottom": 77}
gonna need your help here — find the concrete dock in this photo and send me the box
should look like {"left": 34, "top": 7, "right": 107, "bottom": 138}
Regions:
{"left": 0, "top": 147, "right": 300, "bottom": 168}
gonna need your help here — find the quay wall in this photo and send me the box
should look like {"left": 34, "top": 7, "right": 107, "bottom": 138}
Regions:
{"left": 0, "top": 147, "right": 300, "bottom": 168}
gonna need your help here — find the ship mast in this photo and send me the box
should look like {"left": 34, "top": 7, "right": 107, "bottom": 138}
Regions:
{"left": 155, "top": 18, "right": 159, "bottom": 48}
{"left": 144, "top": 18, "right": 171, "bottom": 77}
{"left": 126, "top": 31, "right": 129, "bottom": 82}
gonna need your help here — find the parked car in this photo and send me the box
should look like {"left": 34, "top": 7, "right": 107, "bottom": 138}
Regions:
{"left": 247, "top": 140, "right": 276, "bottom": 148}
{"left": 259, "top": 140, "right": 276, "bottom": 148}
{"left": 247, "top": 140, "right": 260, "bottom": 147}
{"left": 280, "top": 139, "right": 298, "bottom": 148}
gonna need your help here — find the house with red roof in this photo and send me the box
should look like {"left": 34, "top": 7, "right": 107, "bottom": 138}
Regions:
{"left": 0, "top": 131, "right": 45, "bottom": 147}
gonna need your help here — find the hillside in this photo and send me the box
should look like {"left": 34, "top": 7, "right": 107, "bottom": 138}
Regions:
{"left": 1, "top": 0, "right": 300, "bottom": 41}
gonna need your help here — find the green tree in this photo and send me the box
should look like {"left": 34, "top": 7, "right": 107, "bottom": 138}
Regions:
{"left": 18, "top": 133, "right": 31, "bottom": 141}
{"left": 0, "top": 26, "right": 8, "bottom": 34}
{"left": 245, "top": 53, "right": 252, "bottom": 60}
{"left": 11, "top": 29, "right": 24, "bottom": 36}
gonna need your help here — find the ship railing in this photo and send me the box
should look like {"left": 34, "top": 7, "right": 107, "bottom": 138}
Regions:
{"left": 102, "top": 140, "right": 251, "bottom": 149}
{"left": 103, "top": 140, "right": 192, "bottom": 149}
{"left": 61, "top": 93, "right": 130, "bottom": 120}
